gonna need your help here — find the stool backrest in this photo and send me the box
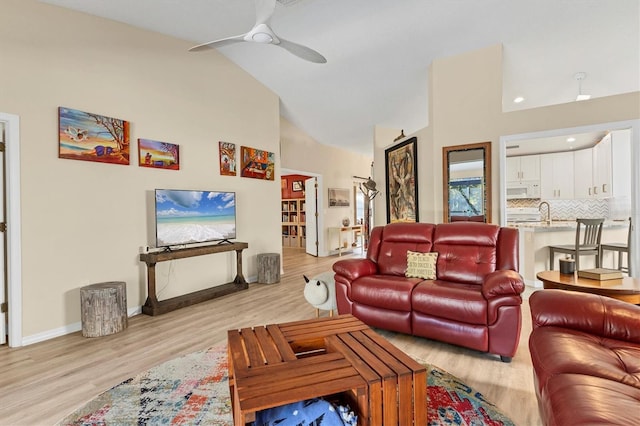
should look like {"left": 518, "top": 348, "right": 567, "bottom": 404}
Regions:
{"left": 576, "top": 218, "right": 604, "bottom": 247}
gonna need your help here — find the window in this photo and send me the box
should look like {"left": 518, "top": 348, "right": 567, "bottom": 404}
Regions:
{"left": 448, "top": 177, "right": 484, "bottom": 215}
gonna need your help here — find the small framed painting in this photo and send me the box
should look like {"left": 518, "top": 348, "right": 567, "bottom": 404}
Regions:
{"left": 240, "top": 146, "right": 275, "bottom": 180}
{"left": 138, "top": 139, "right": 179, "bottom": 170}
{"left": 328, "top": 188, "right": 350, "bottom": 207}
{"left": 219, "top": 141, "right": 237, "bottom": 176}
{"left": 292, "top": 180, "right": 304, "bottom": 192}
{"left": 58, "top": 106, "right": 130, "bottom": 165}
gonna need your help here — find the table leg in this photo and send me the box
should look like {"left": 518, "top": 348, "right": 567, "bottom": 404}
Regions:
{"left": 234, "top": 249, "right": 247, "bottom": 285}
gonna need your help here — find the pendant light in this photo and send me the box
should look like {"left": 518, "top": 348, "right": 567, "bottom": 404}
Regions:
{"left": 575, "top": 72, "right": 591, "bottom": 101}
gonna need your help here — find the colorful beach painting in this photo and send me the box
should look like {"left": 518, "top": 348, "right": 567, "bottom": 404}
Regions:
{"left": 58, "top": 107, "right": 130, "bottom": 165}
{"left": 138, "top": 139, "right": 179, "bottom": 170}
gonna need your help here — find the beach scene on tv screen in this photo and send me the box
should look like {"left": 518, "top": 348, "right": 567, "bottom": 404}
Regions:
{"left": 156, "top": 190, "right": 236, "bottom": 247}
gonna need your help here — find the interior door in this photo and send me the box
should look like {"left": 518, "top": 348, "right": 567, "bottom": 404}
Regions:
{"left": 0, "top": 123, "right": 5, "bottom": 345}
{"left": 305, "top": 177, "right": 318, "bottom": 256}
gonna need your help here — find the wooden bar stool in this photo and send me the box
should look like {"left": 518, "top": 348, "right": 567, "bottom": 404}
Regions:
{"left": 548, "top": 218, "right": 604, "bottom": 271}
{"left": 601, "top": 217, "right": 632, "bottom": 275}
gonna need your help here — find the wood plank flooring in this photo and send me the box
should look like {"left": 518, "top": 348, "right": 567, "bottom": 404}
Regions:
{"left": 0, "top": 248, "right": 542, "bottom": 425}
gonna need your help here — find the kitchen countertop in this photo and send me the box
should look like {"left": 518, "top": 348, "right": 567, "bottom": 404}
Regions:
{"left": 506, "top": 220, "right": 628, "bottom": 231}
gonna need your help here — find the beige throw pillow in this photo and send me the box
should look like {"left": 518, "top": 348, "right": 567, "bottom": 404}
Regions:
{"left": 406, "top": 250, "right": 438, "bottom": 280}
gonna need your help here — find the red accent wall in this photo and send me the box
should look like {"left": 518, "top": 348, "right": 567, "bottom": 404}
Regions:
{"left": 281, "top": 174, "right": 310, "bottom": 199}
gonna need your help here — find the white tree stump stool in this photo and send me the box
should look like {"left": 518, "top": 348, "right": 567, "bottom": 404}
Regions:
{"left": 257, "top": 253, "right": 280, "bottom": 284}
{"left": 80, "top": 281, "right": 128, "bottom": 338}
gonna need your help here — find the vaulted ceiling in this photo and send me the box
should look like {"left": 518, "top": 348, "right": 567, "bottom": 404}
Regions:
{"left": 40, "top": 0, "right": 640, "bottom": 155}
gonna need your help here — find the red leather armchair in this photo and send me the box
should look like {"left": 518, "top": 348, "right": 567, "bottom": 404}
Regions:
{"left": 529, "top": 290, "right": 640, "bottom": 425}
{"left": 333, "top": 222, "right": 525, "bottom": 362}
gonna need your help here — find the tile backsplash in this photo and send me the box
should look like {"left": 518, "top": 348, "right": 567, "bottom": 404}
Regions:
{"left": 507, "top": 198, "right": 616, "bottom": 220}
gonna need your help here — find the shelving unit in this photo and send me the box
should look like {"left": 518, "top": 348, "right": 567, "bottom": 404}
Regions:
{"left": 281, "top": 199, "right": 306, "bottom": 248}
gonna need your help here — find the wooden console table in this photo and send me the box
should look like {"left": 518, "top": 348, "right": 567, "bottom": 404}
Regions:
{"left": 329, "top": 225, "right": 363, "bottom": 256}
{"left": 139, "top": 242, "right": 248, "bottom": 316}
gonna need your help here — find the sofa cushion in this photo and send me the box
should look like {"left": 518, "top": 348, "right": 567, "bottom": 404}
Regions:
{"left": 373, "top": 223, "right": 435, "bottom": 276}
{"left": 433, "top": 223, "right": 500, "bottom": 285}
{"left": 529, "top": 325, "right": 640, "bottom": 391}
{"left": 540, "top": 374, "right": 640, "bottom": 426}
{"left": 351, "top": 275, "right": 422, "bottom": 311}
{"left": 412, "top": 311, "right": 488, "bottom": 352}
{"left": 405, "top": 251, "right": 438, "bottom": 279}
{"left": 411, "top": 280, "right": 487, "bottom": 325}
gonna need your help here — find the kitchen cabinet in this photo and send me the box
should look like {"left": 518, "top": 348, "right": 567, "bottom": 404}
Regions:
{"left": 573, "top": 148, "right": 593, "bottom": 199}
{"left": 610, "top": 129, "right": 631, "bottom": 198}
{"left": 540, "top": 151, "right": 574, "bottom": 199}
{"left": 592, "top": 133, "right": 612, "bottom": 199}
{"left": 506, "top": 155, "right": 540, "bottom": 183}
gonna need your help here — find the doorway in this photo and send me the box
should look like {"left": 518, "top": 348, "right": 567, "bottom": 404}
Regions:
{"left": 0, "top": 121, "right": 5, "bottom": 345}
{"left": 281, "top": 169, "right": 327, "bottom": 263}
{"left": 499, "top": 119, "right": 640, "bottom": 278}
{"left": 0, "top": 112, "right": 23, "bottom": 347}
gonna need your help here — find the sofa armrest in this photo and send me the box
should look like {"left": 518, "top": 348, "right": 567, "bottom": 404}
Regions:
{"left": 481, "top": 270, "right": 525, "bottom": 299}
{"left": 529, "top": 290, "right": 640, "bottom": 344}
{"left": 332, "top": 258, "right": 378, "bottom": 282}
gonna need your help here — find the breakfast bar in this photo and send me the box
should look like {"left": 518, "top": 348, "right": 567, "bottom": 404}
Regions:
{"left": 508, "top": 221, "right": 628, "bottom": 286}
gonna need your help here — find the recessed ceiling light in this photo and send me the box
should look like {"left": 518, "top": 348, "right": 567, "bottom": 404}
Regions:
{"left": 567, "top": 137, "right": 576, "bottom": 142}
{"left": 513, "top": 96, "right": 524, "bottom": 103}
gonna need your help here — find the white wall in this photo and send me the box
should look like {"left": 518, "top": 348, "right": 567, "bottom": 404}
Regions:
{"left": 1, "top": 0, "right": 281, "bottom": 340}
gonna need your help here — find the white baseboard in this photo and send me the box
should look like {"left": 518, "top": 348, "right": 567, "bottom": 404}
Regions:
{"left": 21, "top": 306, "right": 142, "bottom": 346}
{"left": 22, "top": 322, "right": 82, "bottom": 346}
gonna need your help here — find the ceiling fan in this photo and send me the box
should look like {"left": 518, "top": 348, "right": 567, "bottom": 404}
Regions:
{"left": 189, "top": 0, "right": 327, "bottom": 64}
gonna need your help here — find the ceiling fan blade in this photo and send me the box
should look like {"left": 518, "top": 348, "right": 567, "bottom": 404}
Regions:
{"left": 188, "top": 34, "right": 246, "bottom": 52}
{"left": 255, "top": 0, "right": 277, "bottom": 25}
{"left": 277, "top": 38, "right": 327, "bottom": 63}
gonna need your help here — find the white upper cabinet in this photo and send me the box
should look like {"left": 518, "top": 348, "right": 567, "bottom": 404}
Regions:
{"left": 540, "top": 151, "right": 574, "bottom": 199}
{"left": 592, "top": 133, "right": 612, "bottom": 199}
{"left": 571, "top": 130, "right": 631, "bottom": 200}
{"left": 610, "top": 129, "right": 631, "bottom": 198}
{"left": 506, "top": 155, "right": 540, "bottom": 183}
{"left": 573, "top": 148, "right": 594, "bottom": 199}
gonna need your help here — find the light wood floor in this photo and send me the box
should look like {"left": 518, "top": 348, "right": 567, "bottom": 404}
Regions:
{"left": 0, "top": 248, "right": 542, "bottom": 425}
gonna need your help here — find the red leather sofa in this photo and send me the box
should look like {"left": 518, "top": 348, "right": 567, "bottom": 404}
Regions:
{"left": 529, "top": 290, "right": 640, "bottom": 425}
{"left": 332, "top": 222, "right": 525, "bottom": 362}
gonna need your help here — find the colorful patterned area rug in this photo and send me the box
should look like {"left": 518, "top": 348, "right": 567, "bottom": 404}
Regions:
{"left": 58, "top": 345, "right": 514, "bottom": 426}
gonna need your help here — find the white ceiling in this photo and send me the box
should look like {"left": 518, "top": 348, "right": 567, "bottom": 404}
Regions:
{"left": 39, "top": 0, "right": 640, "bottom": 156}
{"left": 506, "top": 130, "right": 609, "bottom": 157}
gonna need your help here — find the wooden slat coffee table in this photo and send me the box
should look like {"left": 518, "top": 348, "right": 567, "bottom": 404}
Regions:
{"left": 227, "top": 314, "right": 427, "bottom": 425}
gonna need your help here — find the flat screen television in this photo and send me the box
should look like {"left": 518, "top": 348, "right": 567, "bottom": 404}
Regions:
{"left": 155, "top": 189, "right": 236, "bottom": 248}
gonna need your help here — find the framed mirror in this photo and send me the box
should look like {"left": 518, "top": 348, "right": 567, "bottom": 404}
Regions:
{"left": 442, "top": 141, "right": 491, "bottom": 223}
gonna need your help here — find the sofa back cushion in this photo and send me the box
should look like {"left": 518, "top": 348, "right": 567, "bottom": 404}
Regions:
{"left": 368, "top": 223, "right": 435, "bottom": 276}
{"left": 433, "top": 222, "right": 501, "bottom": 285}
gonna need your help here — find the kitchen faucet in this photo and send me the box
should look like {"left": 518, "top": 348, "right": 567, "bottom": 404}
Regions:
{"left": 538, "top": 201, "right": 552, "bottom": 225}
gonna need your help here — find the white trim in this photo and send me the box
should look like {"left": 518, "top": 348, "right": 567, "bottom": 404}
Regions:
{"left": 22, "top": 306, "right": 142, "bottom": 346}
{"left": 0, "top": 112, "right": 22, "bottom": 347}
{"left": 22, "top": 322, "right": 83, "bottom": 346}
{"left": 499, "top": 119, "right": 640, "bottom": 277}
